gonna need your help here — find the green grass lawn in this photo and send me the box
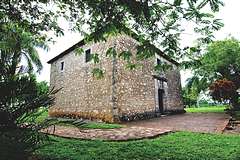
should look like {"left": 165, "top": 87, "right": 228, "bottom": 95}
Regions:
{"left": 57, "top": 121, "right": 123, "bottom": 129}
{"left": 80, "top": 122, "right": 123, "bottom": 129}
{"left": 23, "top": 108, "right": 49, "bottom": 124}
{"left": 185, "top": 106, "right": 226, "bottom": 113}
{"left": 36, "top": 132, "right": 240, "bottom": 160}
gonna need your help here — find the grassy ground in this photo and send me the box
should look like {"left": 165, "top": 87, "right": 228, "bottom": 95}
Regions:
{"left": 10, "top": 106, "right": 240, "bottom": 160}
{"left": 80, "top": 122, "right": 123, "bottom": 129}
{"left": 185, "top": 106, "right": 226, "bottom": 113}
{"left": 56, "top": 121, "right": 123, "bottom": 129}
{"left": 36, "top": 132, "right": 240, "bottom": 160}
{"left": 34, "top": 109, "right": 49, "bottom": 123}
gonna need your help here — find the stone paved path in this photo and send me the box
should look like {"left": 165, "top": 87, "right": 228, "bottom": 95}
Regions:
{"left": 44, "top": 125, "right": 171, "bottom": 141}
{"left": 125, "top": 113, "right": 230, "bottom": 133}
{"left": 43, "top": 113, "right": 229, "bottom": 141}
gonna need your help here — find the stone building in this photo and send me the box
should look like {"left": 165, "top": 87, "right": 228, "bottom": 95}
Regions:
{"left": 47, "top": 35, "right": 184, "bottom": 122}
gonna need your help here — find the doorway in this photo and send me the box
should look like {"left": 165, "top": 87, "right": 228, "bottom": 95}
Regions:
{"left": 158, "top": 88, "right": 164, "bottom": 113}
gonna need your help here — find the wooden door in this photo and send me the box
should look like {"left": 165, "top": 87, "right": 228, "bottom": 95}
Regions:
{"left": 158, "top": 88, "right": 164, "bottom": 113}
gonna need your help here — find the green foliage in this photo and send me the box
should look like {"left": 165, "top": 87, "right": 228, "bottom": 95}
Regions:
{"left": 37, "top": 81, "right": 49, "bottom": 95}
{"left": 91, "top": 53, "right": 100, "bottom": 64}
{"left": 0, "top": 23, "right": 47, "bottom": 76}
{"left": 0, "top": 22, "right": 57, "bottom": 158}
{"left": 0, "top": 75, "right": 56, "bottom": 127}
{"left": 0, "top": 0, "right": 63, "bottom": 38}
{"left": 106, "top": 47, "right": 117, "bottom": 58}
{"left": 199, "top": 39, "right": 240, "bottom": 80}
{"left": 24, "top": 108, "right": 49, "bottom": 124}
{"left": 1, "top": 0, "right": 225, "bottom": 70}
{"left": 186, "top": 38, "right": 240, "bottom": 109}
{"left": 0, "top": 22, "right": 56, "bottom": 128}
{"left": 154, "top": 62, "right": 172, "bottom": 73}
{"left": 92, "top": 68, "right": 104, "bottom": 79}
{"left": 0, "top": 75, "right": 58, "bottom": 159}
{"left": 75, "top": 48, "right": 84, "bottom": 56}
{"left": 36, "top": 132, "right": 240, "bottom": 160}
{"left": 1, "top": 0, "right": 225, "bottom": 76}
{"left": 125, "top": 62, "right": 139, "bottom": 70}
{"left": 118, "top": 50, "right": 132, "bottom": 61}
{"left": 0, "top": 2, "right": 61, "bottom": 159}
{"left": 182, "top": 75, "right": 207, "bottom": 107}
{"left": 193, "top": 39, "right": 240, "bottom": 81}
{"left": 136, "top": 41, "right": 158, "bottom": 60}
{"left": 60, "top": 0, "right": 223, "bottom": 64}
{"left": 0, "top": 19, "right": 56, "bottom": 128}
{"left": 182, "top": 86, "right": 198, "bottom": 107}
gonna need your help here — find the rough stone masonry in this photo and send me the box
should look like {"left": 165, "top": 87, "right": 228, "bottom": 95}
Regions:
{"left": 48, "top": 35, "right": 184, "bottom": 123}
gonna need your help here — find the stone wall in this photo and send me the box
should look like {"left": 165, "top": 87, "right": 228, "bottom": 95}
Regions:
{"left": 164, "top": 69, "right": 184, "bottom": 112}
{"left": 49, "top": 34, "right": 184, "bottom": 122}
{"left": 49, "top": 37, "right": 118, "bottom": 122}
{"left": 113, "top": 36, "right": 157, "bottom": 119}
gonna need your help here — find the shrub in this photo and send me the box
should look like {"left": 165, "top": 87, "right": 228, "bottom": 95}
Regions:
{"left": 0, "top": 75, "right": 59, "bottom": 159}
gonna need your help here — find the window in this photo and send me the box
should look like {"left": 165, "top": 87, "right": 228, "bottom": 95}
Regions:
{"left": 85, "top": 49, "right": 91, "bottom": 62}
{"left": 157, "top": 58, "right": 161, "bottom": 65}
{"left": 60, "top": 61, "right": 64, "bottom": 71}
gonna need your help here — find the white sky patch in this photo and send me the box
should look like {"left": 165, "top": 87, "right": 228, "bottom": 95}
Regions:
{"left": 37, "top": 1, "right": 240, "bottom": 86}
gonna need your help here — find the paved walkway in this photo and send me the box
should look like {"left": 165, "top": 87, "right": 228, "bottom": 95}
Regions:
{"left": 44, "top": 126, "right": 171, "bottom": 141}
{"left": 125, "top": 113, "right": 230, "bottom": 133}
{"left": 43, "top": 113, "right": 229, "bottom": 141}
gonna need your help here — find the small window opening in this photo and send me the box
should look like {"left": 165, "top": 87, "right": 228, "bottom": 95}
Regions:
{"left": 60, "top": 61, "right": 64, "bottom": 71}
{"left": 85, "top": 49, "right": 91, "bottom": 62}
{"left": 157, "top": 58, "right": 161, "bottom": 65}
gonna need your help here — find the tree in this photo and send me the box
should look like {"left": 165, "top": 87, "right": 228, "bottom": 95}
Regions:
{"left": 0, "top": 22, "right": 58, "bottom": 160}
{"left": 0, "top": 0, "right": 224, "bottom": 64}
{"left": 182, "top": 86, "right": 198, "bottom": 107}
{"left": 0, "top": 72, "right": 59, "bottom": 160}
{"left": 0, "top": 1, "right": 63, "bottom": 76}
{"left": 209, "top": 79, "right": 237, "bottom": 105}
{"left": 58, "top": 0, "right": 224, "bottom": 63}
{"left": 0, "top": 0, "right": 64, "bottom": 37}
{"left": 186, "top": 38, "right": 240, "bottom": 109}
{"left": 37, "top": 81, "right": 50, "bottom": 96}
{"left": 0, "top": 75, "right": 55, "bottom": 127}
{"left": 182, "top": 75, "right": 208, "bottom": 107}
{"left": 0, "top": 23, "right": 48, "bottom": 79}
{"left": 0, "top": 1, "right": 225, "bottom": 158}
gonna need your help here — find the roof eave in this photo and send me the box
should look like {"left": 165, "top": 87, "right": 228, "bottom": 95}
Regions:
{"left": 47, "top": 36, "right": 179, "bottom": 66}
{"left": 47, "top": 39, "right": 85, "bottom": 64}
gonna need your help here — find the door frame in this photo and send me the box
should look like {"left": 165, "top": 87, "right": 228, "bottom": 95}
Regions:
{"left": 152, "top": 75, "right": 167, "bottom": 114}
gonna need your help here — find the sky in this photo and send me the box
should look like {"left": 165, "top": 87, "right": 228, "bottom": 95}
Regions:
{"left": 37, "top": 1, "right": 240, "bottom": 86}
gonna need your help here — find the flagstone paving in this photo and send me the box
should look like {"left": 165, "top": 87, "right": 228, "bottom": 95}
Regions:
{"left": 125, "top": 113, "right": 230, "bottom": 133}
{"left": 44, "top": 126, "right": 171, "bottom": 141}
